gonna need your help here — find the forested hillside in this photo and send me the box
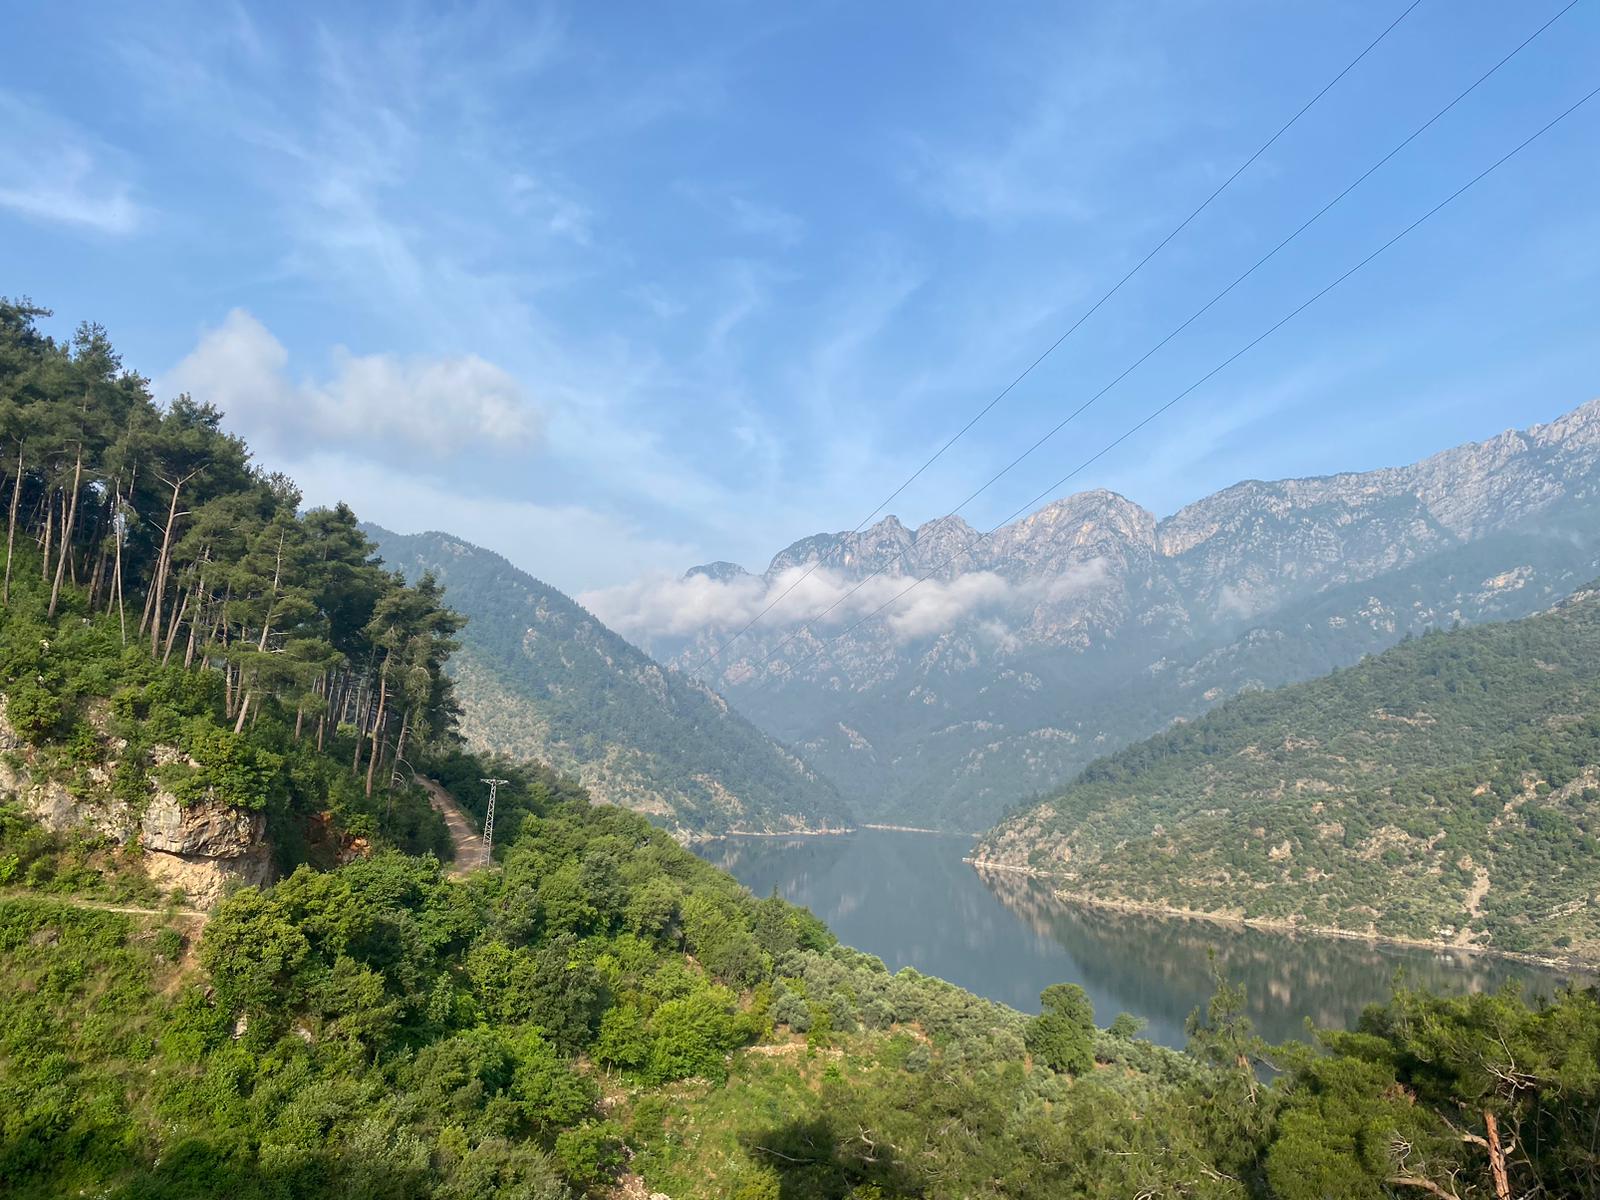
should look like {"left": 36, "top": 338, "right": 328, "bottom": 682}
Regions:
{"left": 977, "top": 586, "right": 1600, "bottom": 958}
{"left": 368, "top": 527, "right": 847, "bottom": 836}
{"left": 8, "top": 713, "right": 1600, "bottom": 1199}
{"left": 0, "top": 298, "right": 471, "bottom": 883}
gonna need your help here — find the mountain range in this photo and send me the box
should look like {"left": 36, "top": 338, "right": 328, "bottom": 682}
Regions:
{"left": 365, "top": 527, "right": 848, "bottom": 836}
{"left": 625, "top": 397, "right": 1600, "bottom": 830}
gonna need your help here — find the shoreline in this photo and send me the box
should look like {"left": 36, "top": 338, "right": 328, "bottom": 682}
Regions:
{"left": 687, "top": 822, "right": 979, "bottom": 842}
{"left": 860, "top": 822, "right": 976, "bottom": 836}
{"left": 965, "top": 857, "right": 1593, "bottom": 974}
{"left": 683, "top": 825, "right": 856, "bottom": 844}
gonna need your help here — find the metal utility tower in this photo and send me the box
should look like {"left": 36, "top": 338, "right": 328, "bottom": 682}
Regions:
{"left": 480, "top": 778, "right": 508, "bottom": 867}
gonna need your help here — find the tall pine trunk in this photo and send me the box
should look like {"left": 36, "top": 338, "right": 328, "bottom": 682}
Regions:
{"left": 3, "top": 446, "right": 22, "bottom": 606}
{"left": 47, "top": 447, "right": 83, "bottom": 617}
{"left": 161, "top": 588, "right": 190, "bottom": 665}
{"left": 364, "top": 656, "right": 390, "bottom": 797}
{"left": 40, "top": 493, "right": 52, "bottom": 583}
{"left": 145, "top": 472, "right": 188, "bottom": 649}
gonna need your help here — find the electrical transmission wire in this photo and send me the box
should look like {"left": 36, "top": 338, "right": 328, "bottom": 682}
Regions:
{"left": 680, "top": 0, "right": 1427, "bottom": 682}
{"left": 705, "top": 0, "right": 1582, "bottom": 683}
{"left": 738, "top": 79, "right": 1600, "bottom": 693}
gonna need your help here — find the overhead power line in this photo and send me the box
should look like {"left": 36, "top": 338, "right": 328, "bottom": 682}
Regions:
{"left": 708, "top": 0, "right": 1582, "bottom": 682}
{"left": 681, "top": 0, "right": 1427, "bottom": 681}
{"left": 740, "top": 80, "right": 1600, "bottom": 693}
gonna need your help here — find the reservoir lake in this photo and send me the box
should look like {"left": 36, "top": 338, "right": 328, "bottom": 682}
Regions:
{"left": 694, "top": 828, "right": 1589, "bottom": 1049}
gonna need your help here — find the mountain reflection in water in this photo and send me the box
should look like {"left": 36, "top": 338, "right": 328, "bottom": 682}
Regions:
{"left": 694, "top": 829, "right": 1589, "bottom": 1049}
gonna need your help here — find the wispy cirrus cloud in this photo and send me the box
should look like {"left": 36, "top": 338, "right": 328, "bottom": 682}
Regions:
{"left": 901, "top": 8, "right": 1184, "bottom": 227}
{"left": 0, "top": 92, "right": 144, "bottom": 234}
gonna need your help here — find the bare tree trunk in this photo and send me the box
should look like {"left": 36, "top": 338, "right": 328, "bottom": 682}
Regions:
{"left": 138, "top": 572, "right": 156, "bottom": 635}
{"left": 112, "top": 491, "right": 127, "bottom": 643}
{"left": 293, "top": 704, "right": 304, "bottom": 740}
{"left": 255, "top": 532, "right": 285, "bottom": 653}
{"left": 161, "top": 588, "right": 191, "bottom": 665}
{"left": 389, "top": 708, "right": 411, "bottom": 802}
{"left": 145, "top": 471, "right": 192, "bottom": 649}
{"left": 40, "top": 491, "right": 52, "bottom": 583}
{"left": 233, "top": 687, "right": 252, "bottom": 735}
{"left": 86, "top": 503, "right": 110, "bottom": 612}
{"left": 183, "top": 582, "right": 208, "bottom": 669}
{"left": 1484, "top": 1112, "right": 1510, "bottom": 1200}
{"left": 3, "top": 446, "right": 22, "bottom": 606}
{"left": 364, "top": 656, "right": 390, "bottom": 797}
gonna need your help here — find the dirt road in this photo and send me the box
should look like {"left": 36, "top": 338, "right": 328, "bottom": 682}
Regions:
{"left": 419, "top": 777, "right": 489, "bottom": 874}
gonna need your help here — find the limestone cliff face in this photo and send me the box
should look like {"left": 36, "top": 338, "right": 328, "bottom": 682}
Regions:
{"left": 0, "top": 697, "right": 273, "bottom": 906}
{"left": 136, "top": 792, "right": 273, "bottom": 906}
{"left": 671, "top": 397, "right": 1600, "bottom": 829}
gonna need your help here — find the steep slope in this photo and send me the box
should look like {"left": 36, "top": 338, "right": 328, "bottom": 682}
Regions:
{"left": 633, "top": 398, "right": 1600, "bottom": 830}
{"left": 366, "top": 527, "right": 847, "bottom": 835}
{"left": 976, "top": 586, "right": 1600, "bottom": 958}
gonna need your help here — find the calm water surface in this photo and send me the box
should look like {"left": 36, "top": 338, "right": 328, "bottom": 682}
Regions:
{"left": 695, "top": 829, "right": 1589, "bottom": 1049}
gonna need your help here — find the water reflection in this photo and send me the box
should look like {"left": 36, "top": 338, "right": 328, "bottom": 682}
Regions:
{"left": 696, "top": 829, "right": 1591, "bottom": 1049}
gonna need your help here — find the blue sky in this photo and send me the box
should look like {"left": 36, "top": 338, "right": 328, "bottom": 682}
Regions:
{"left": 3, "top": 0, "right": 1597, "bottom": 609}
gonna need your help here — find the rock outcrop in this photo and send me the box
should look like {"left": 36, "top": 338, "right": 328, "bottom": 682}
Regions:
{"left": 0, "top": 696, "right": 273, "bottom": 907}
{"left": 137, "top": 793, "right": 273, "bottom": 907}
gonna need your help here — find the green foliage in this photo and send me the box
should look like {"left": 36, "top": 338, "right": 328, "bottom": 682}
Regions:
{"left": 1024, "top": 982, "right": 1095, "bottom": 1074}
{"left": 4, "top": 682, "right": 62, "bottom": 743}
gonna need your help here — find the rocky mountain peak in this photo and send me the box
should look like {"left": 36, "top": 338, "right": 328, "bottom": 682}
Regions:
{"left": 766, "top": 514, "right": 917, "bottom": 580}
{"left": 685, "top": 560, "right": 750, "bottom": 583}
{"left": 985, "top": 489, "right": 1158, "bottom": 575}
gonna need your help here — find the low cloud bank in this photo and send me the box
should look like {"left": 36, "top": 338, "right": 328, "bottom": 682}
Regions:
{"left": 580, "top": 557, "right": 1109, "bottom": 648}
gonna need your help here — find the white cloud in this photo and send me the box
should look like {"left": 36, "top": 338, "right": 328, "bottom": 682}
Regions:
{"left": 276, "top": 450, "right": 696, "bottom": 593}
{"left": 0, "top": 93, "right": 143, "bottom": 234}
{"left": 580, "top": 556, "right": 1111, "bottom": 647}
{"left": 163, "top": 309, "right": 541, "bottom": 457}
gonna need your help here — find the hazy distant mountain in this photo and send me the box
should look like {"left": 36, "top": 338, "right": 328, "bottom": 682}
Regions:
{"left": 364, "top": 527, "right": 849, "bottom": 836}
{"left": 620, "top": 398, "right": 1600, "bottom": 831}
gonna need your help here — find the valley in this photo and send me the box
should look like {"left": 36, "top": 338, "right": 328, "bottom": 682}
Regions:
{"left": 8, "top": 3, "right": 1600, "bottom": 1195}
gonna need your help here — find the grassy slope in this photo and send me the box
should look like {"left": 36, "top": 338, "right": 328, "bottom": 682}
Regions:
{"left": 978, "top": 588, "right": 1600, "bottom": 956}
{"left": 367, "top": 526, "right": 848, "bottom": 836}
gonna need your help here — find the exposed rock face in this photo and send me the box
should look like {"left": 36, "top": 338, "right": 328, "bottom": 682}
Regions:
{"left": 668, "top": 397, "right": 1600, "bottom": 829}
{"left": 0, "top": 696, "right": 274, "bottom": 907}
{"left": 140, "top": 793, "right": 264, "bottom": 857}
{"left": 136, "top": 793, "right": 274, "bottom": 907}
{"left": 140, "top": 836, "right": 273, "bottom": 908}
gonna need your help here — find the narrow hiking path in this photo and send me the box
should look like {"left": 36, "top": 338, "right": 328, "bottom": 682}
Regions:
{"left": 419, "top": 777, "right": 489, "bottom": 874}
{"left": 0, "top": 889, "right": 209, "bottom": 923}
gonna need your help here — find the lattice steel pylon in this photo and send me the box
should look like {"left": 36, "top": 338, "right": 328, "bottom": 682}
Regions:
{"left": 480, "top": 778, "right": 508, "bottom": 867}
